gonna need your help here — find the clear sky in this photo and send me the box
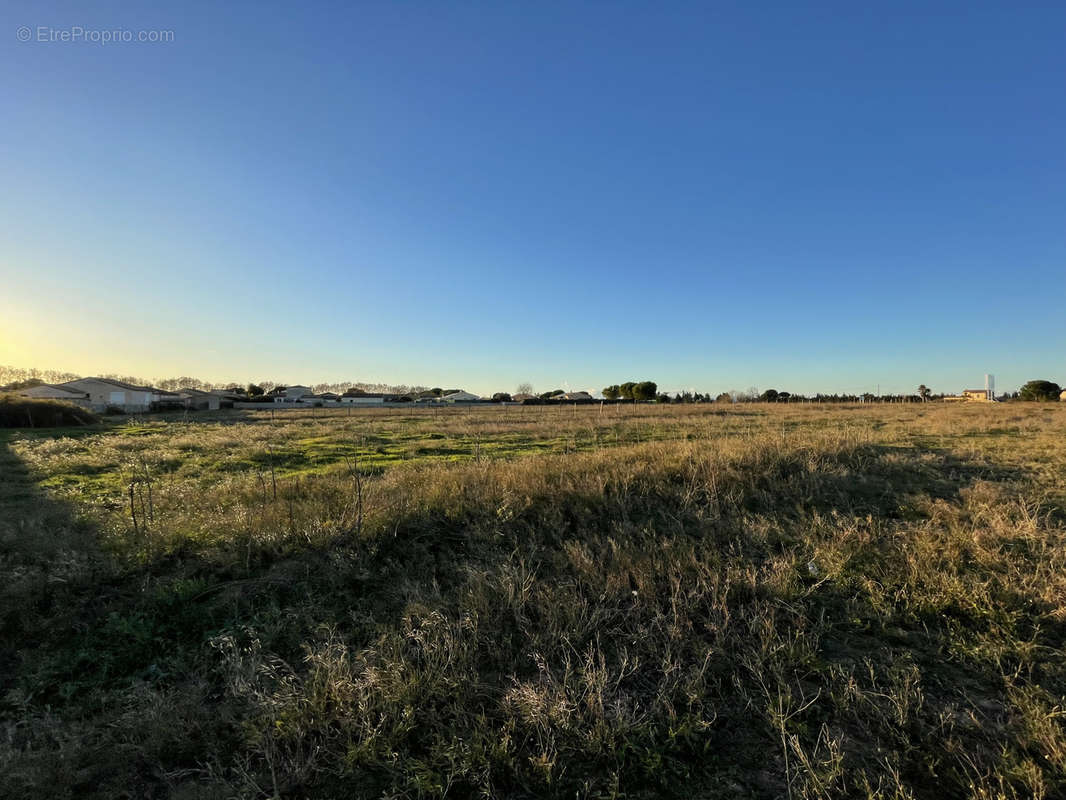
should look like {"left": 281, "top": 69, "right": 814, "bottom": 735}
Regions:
{"left": 2, "top": 1, "right": 1063, "bottom": 396}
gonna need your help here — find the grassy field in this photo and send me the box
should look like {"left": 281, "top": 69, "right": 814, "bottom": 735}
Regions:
{"left": 2, "top": 402, "right": 1065, "bottom": 798}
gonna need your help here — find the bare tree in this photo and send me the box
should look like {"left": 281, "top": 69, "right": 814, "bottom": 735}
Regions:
{"left": 516, "top": 382, "right": 534, "bottom": 396}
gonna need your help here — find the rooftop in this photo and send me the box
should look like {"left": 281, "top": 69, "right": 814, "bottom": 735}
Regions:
{"left": 61, "top": 376, "right": 159, "bottom": 393}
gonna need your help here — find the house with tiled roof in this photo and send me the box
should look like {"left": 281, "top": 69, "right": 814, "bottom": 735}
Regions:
{"left": 57, "top": 377, "right": 176, "bottom": 412}
{"left": 15, "top": 383, "right": 92, "bottom": 408}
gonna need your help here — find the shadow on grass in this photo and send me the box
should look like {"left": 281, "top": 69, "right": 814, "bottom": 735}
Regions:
{"left": 0, "top": 432, "right": 251, "bottom": 796}
{"left": 1, "top": 433, "right": 1058, "bottom": 799}
{"left": 0, "top": 432, "right": 105, "bottom": 695}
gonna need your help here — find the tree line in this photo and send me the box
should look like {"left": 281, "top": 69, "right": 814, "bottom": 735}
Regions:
{"left": 2, "top": 365, "right": 1062, "bottom": 403}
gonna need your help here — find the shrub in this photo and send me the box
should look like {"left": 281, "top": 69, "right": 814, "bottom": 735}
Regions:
{"left": 150, "top": 400, "right": 185, "bottom": 412}
{"left": 0, "top": 394, "right": 98, "bottom": 427}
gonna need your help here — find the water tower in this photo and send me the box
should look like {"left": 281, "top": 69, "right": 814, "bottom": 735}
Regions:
{"left": 985, "top": 374, "right": 995, "bottom": 402}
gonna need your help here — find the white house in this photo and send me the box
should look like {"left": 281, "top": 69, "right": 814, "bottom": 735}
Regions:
{"left": 441, "top": 391, "right": 481, "bottom": 403}
{"left": 556, "top": 391, "right": 593, "bottom": 401}
{"left": 57, "top": 378, "right": 160, "bottom": 412}
{"left": 340, "top": 391, "right": 386, "bottom": 405}
{"left": 273, "top": 385, "right": 313, "bottom": 403}
{"left": 15, "top": 384, "right": 92, "bottom": 408}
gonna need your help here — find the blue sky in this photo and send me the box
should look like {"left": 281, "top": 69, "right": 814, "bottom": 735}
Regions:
{"left": 1, "top": 1, "right": 1063, "bottom": 395}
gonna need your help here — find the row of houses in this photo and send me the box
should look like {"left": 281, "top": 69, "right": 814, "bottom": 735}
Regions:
{"left": 13, "top": 379, "right": 598, "bottom": 412}
{"left": 15, "top": 378, "right": 241, "bottom": 412}
{"left": 22, "top": 379, "right": 1042, "bottom": 411}
{"left": 269, "top": 386, "right": 487, "bottom": 405}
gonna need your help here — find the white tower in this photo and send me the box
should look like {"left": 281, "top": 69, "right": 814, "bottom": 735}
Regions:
{"left": 985, "top": 374, "right": 994, "bottom": 402}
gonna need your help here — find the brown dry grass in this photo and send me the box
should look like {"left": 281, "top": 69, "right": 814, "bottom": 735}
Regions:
{"left": 1, "top": 402, "right": 1064, "bottom": 798}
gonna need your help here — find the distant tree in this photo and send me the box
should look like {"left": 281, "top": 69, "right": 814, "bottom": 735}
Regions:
{"left": 515, "top": 382, "right": 534, "bottom": 396}
{"left": 619, "top": 382, "right": 637, "bottom": 400}
{"left": 632, "top": 381, "right": 657, "bottom": 401}
{"left": 246, "top": 383, "right": 264, "bottom": 397}
{"left": 716, "top": 392, "right": 732, "bottom": 404}
{"left": 602, "top": 385, "right": 621, "bottom": 400}
{"left": 492, "top": 392, "right": 512, "bottom": 402}
{"left": 918, "top": 384, "right": 931, "bottom": 402}
{"left": 760, "top": 389, "right": 779, "bottom": 403}
{"left": 539, "top": 389, "right": 565, "bottom": 399}
{"left": 1018, "top": 380, "right": 1061, "bottom": 402}
{"left": 777, "top": 392, "right": 790, "bottom": 402}
{"left": 430, "top": 388, "right": 443, "bottom": 397}
{"left": 655, "top": 392, "right": 672, "bottom": 403}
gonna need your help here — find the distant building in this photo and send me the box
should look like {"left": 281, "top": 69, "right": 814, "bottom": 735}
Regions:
{"left": 14, "top": 384, "right": 92, "bottom": 408}
{"left": 555, "top": 391, "right": 593, "bottom": 401}
{"left": 340, "top": 390, "right": 386, "bottom": 405}
{"left": 207, "top": 390, "right": 244, "bottom": 407}
{"left": 441, "top": 390, "right": 480, "bottom": 403}
{"left": 943, "top": 389, "right": 995, "bottom": 403}
{"left": 512, "top": 393, "right": 536, "bottom": 402}
{"left": 273, "top": 385, "right": 313, "bottom": 403}
{"left": 176, "top": 387, "right": 221, "bottom": 410}
{"left": 57, "top": 377, "right": 169, "bottom": 412}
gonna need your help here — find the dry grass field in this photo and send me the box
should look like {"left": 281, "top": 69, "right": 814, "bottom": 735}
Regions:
{"left": 2, "top": 402, "right": 1065, "bottom": 798}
